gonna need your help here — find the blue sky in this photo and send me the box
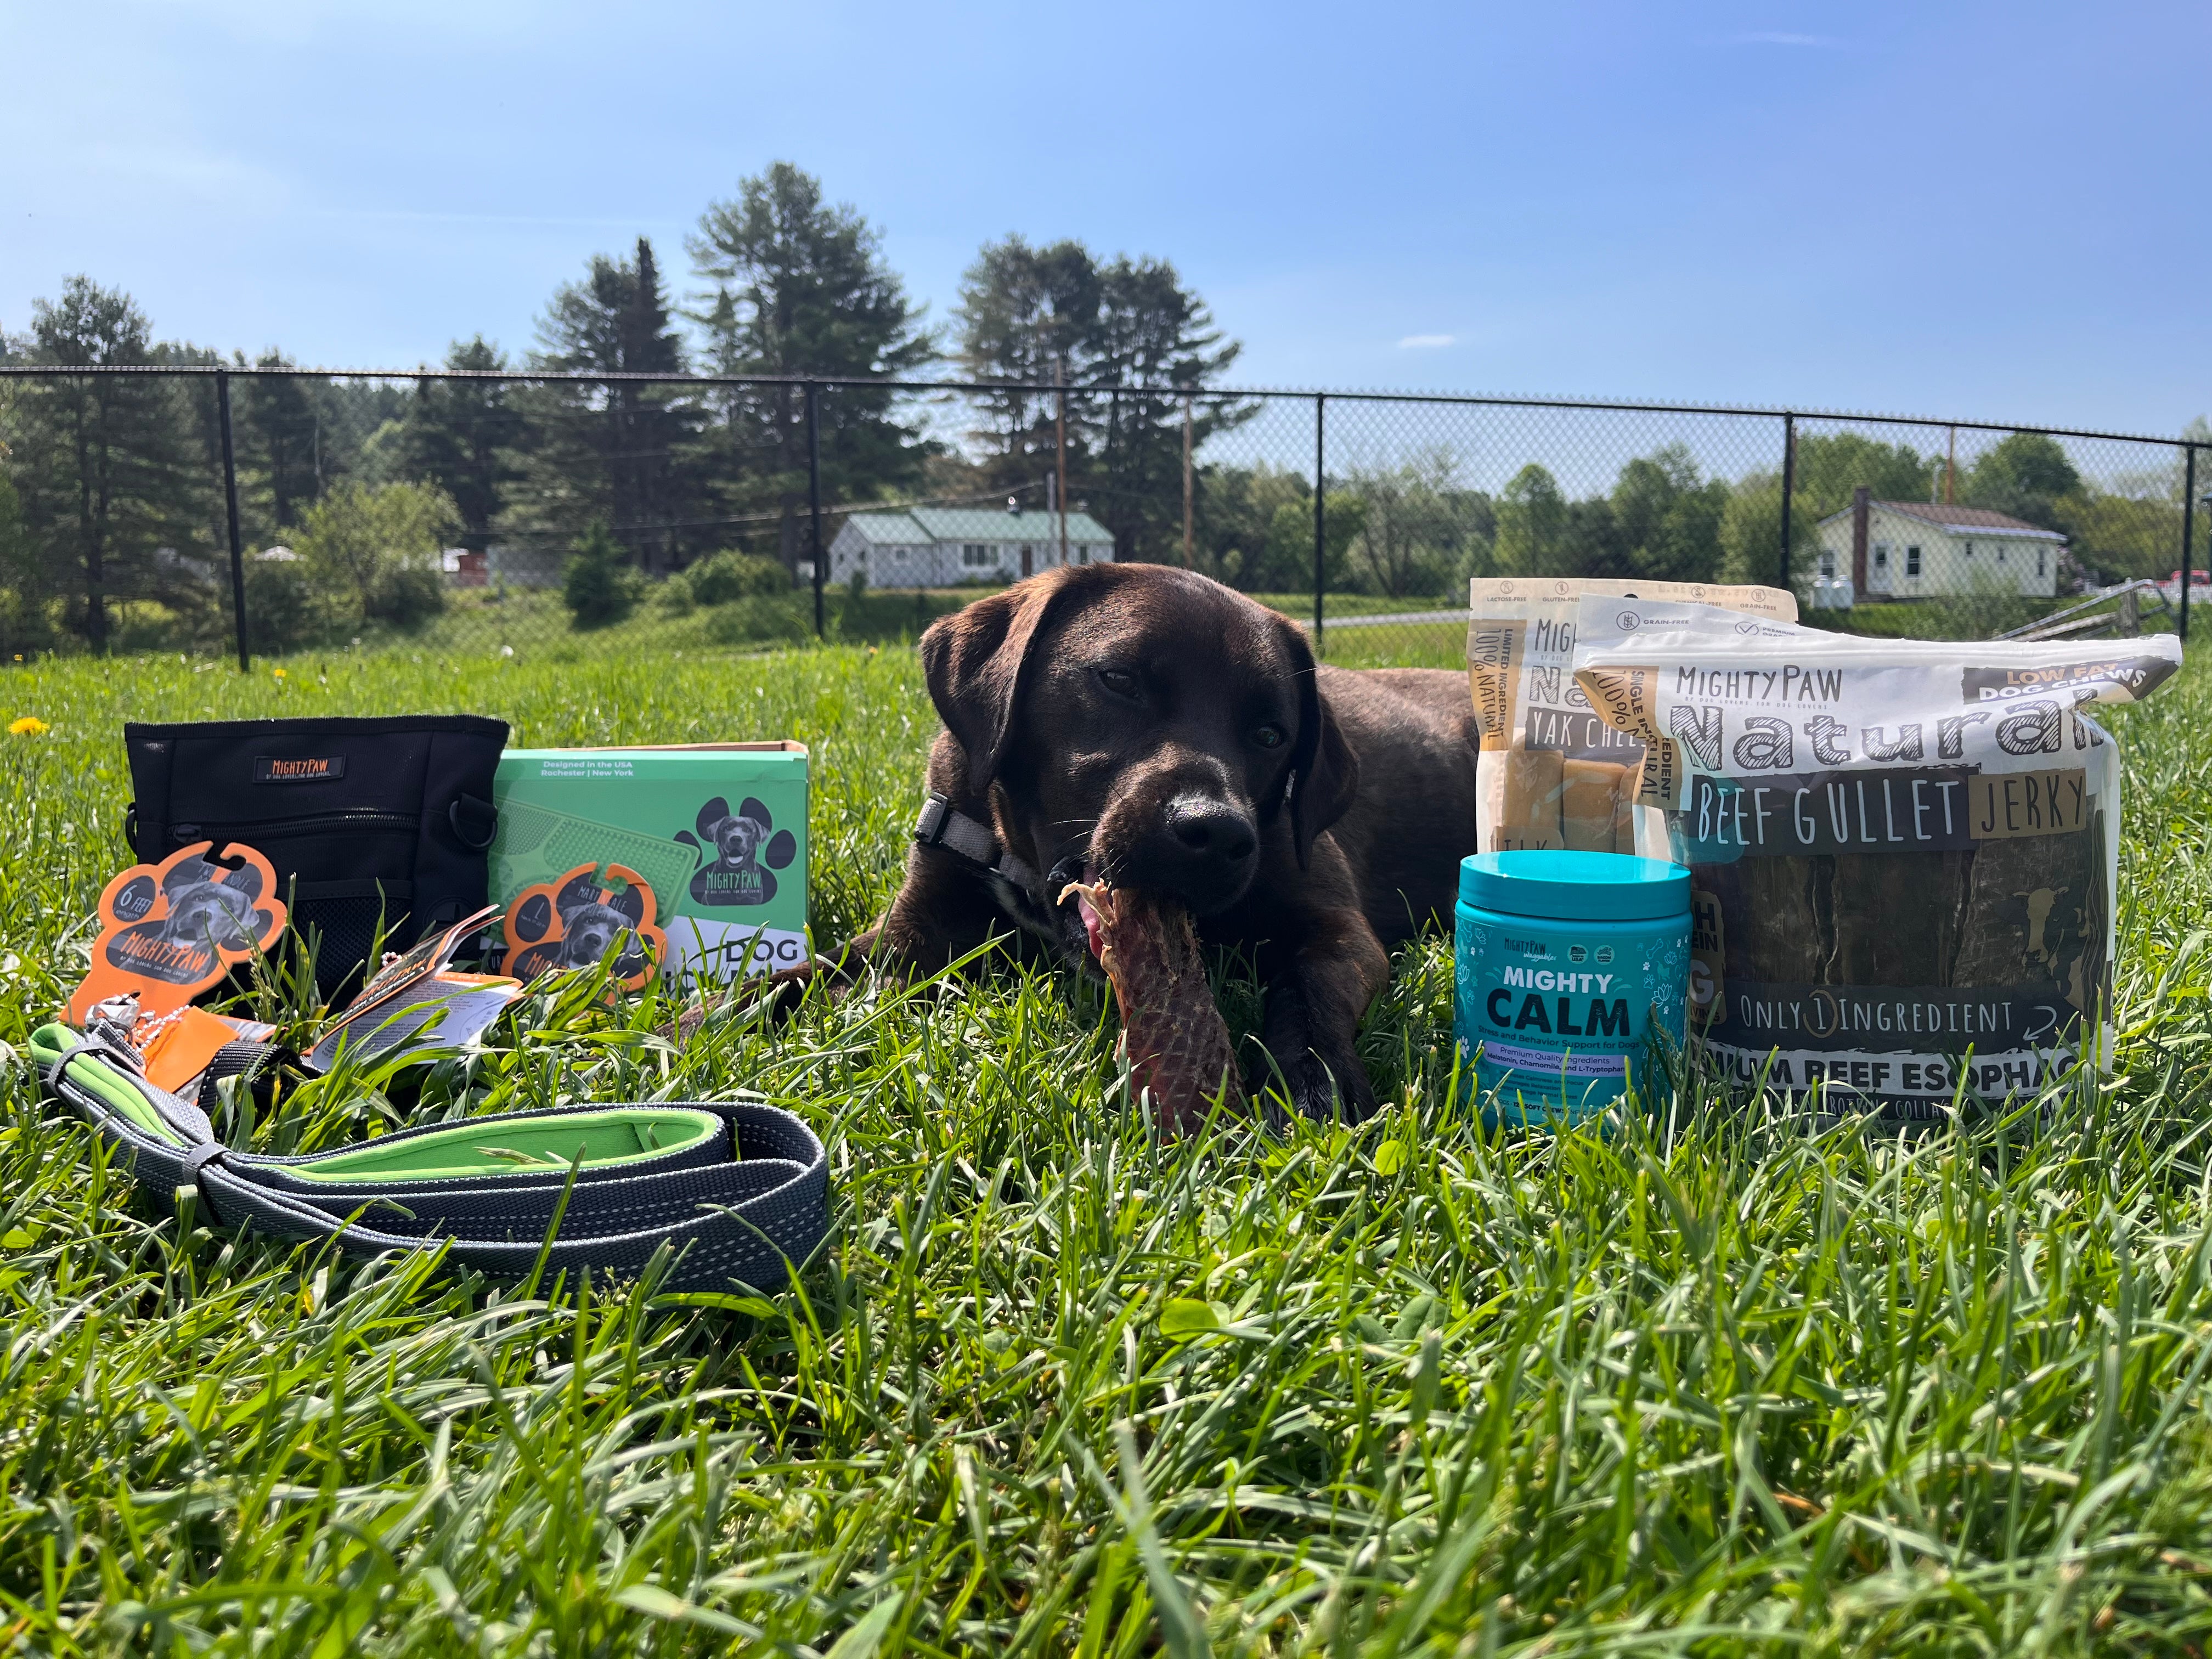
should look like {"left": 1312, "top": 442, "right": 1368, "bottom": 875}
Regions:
{"left": 4, "top": 1, "right": 2204, "bottom": 435}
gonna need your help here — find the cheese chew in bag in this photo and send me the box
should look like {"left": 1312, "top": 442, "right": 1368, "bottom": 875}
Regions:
{"left": 1570, "top": 599, "right": 2182, "bottom": 1118}
{"left": 1468, "top": 578, "right": 1797, "bottom": 855}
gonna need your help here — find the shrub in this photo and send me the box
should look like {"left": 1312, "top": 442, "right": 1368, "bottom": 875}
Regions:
{"left": 291, "top": 479, "right": 461, "bottom": 627}
{"left": 657, "top": 573, "right": 696, "bottom": 616}
{"left": 687, "top": 551, "right": 789, "bottom": 605}
{"left": 1925, "top": 572, "right": 2045, "bottom": 641}
{"left": 366, "top": 561, "right": 447, "bottom": 630}
{"left": 243, "top": 555, "right": 338, "bottom": 651}
{"left": 703, "top": 595, "right": 808, "bottom": 647}
{"left": 563, "top": 521, "right": 641, "bottom": 630}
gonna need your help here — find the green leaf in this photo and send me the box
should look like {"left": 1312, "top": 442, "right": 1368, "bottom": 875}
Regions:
{"left": 613, "top": 1583, "right": 748, "bottom": 1635}
{"left": 1373, "top": 1140, "right": 1408, "bottom": 1176}
{"left": 1, "top": 1228, "right": 33, "bottom": 1249}
{"left": 1393, "top": 1293, "right": 1437, "bottom": 1341}
{"left": 1159, "top": 1299, "right": 1224, "bottom": 1337}
{"left": 823, "top": 1596, "right": 902, "bottom": 1659}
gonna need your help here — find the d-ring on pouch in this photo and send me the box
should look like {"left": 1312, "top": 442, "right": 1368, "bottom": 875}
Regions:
{"left": 1571, "top": 599, "right": 2182, "bottom": 1119}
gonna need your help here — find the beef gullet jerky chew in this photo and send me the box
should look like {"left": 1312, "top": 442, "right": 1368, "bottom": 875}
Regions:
{"left": 1061, "top": 880, "right": 1242, "bottom": 1134}
{"left": 1571, "top": 600, "right": 2180, "bottom": 1119}
{"left": 1469, "top": 578, "right": 1797, "bottom": 857}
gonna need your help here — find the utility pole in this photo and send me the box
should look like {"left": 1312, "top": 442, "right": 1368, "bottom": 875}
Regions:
{"left": 1182, "top": 394, "right": 1194, "bottom": 568}
{"left": 1946, "top": 427, "right": 1957, "bottom": 504}
{"left": 1056, "top": 357, "right": 1070, "bottom": 569}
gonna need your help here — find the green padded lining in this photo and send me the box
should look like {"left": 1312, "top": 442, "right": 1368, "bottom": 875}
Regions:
{"left": 31, "top": 1024, "right": 179, "bottom": 1143}
{"left": 31, "top": 1025, "right": 729, "bottom": 1183}
{"left": 285, "top": 1107, "right": 727, "bottom": 1183}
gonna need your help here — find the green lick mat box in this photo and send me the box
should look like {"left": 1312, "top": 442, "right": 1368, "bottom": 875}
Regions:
{"left": 489, "top": 743, "right": 808, "bottom": 985}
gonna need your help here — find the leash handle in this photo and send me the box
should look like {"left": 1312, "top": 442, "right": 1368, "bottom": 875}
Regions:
{"left": 32, "top": 1023, "right": 830, "bottom": 1294}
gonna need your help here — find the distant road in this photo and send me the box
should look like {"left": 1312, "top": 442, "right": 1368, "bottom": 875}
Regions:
{"left": 1290, "top": 609, "right": 1467, "bottom": 630}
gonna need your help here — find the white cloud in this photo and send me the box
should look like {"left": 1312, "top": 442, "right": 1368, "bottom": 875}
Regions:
{"left": 1397, "top": 333, "right": 1456, "bottom": 349}
{"left": 1726, "top": 31, "right": 1843, "bottom": 47}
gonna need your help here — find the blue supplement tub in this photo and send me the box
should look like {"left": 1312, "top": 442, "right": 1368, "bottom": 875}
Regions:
{"left": 1454, "top": 849, "right": 1690, "bottom": 1127}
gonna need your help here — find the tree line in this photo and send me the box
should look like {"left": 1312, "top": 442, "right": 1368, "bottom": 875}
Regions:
{"left": 0, "top": 162, "right": 1256, "bottom": 654}
{"left": 0, "top": 160, "right": 2193, "bottom": 654}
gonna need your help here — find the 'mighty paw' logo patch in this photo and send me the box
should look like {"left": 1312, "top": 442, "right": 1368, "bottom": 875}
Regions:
{"left": 675, "top": 795, "right": 795, "bottom": 909}
{"left": 503, "top": 864, "right": 667, "bottom": 991}
{"left": 68, "top": 842, "right": 289, "bottom": 1022}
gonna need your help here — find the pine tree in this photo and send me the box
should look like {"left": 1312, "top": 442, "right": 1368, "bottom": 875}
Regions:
{"left": 240, "top": 350, "right": 323, "bottom": 531}
{"left": 562, "top": 517, "right": 636, "bottom": 628}
{"left": 512, "top": 239, "right": 701, "bottom": 574}
{"left": 955, "top": 241, "right": 1245, "bottom": 562}
{"left": 404, "top": 337, "right": 524, "bottom": 552}
{"left": 690, "top": 162, "right": 938, "bottom": 574}
{"left": 8, "top": 279, "right": 216, "bottom": 650}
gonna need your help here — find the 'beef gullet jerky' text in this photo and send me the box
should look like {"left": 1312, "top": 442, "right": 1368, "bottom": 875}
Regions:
{"left": 1571, "top": 602, "right": 2180, "bottom": 1119}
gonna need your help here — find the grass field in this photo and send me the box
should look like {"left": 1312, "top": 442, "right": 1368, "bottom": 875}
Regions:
{"left": 0, "top": 641, "right": 2208, "bottom": 1656}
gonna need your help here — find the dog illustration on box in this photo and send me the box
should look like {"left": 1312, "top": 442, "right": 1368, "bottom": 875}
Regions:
{"left": 503, "top": 864, "right": 667, "bottom": 991}
{"left": 676, "top": 795, "right": 796, "bottom": 908}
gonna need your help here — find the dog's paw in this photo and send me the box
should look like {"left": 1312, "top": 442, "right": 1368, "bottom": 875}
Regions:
{"left": 1258, "top": 1044, "right": 1379, "bottom": 1127}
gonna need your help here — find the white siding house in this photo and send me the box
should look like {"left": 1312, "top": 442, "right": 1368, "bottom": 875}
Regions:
{"left": 828, "top": 506, "right": 1114, "bottom": 588}
{"left": 1813, "top": 499, "right": 2063, "bottom": 600}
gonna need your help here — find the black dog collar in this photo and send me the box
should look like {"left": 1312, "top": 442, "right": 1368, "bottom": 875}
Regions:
{"left": 912, "top": 793, "right": 1044, "bottom": 899}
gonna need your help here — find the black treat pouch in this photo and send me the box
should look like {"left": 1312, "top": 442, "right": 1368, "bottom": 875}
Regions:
{"left": 124, "top": 716, "right": 508, "bottom": 998}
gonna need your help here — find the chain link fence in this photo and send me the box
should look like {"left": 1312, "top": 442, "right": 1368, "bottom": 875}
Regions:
{"left": 0, "top": 365, "right": 2196, "bottom": 670}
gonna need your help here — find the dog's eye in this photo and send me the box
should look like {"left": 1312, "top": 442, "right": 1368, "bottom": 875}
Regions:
{"left": 1096, "top": 668, "right": 1141, "bottom": 701}
{"left": 1251, "top": 724, "right": 1286, "bottom": 749}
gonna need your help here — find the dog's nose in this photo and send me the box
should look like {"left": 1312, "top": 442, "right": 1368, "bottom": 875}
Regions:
{"left": 1165, "top": 800, "right": 1257, "bottom": 868}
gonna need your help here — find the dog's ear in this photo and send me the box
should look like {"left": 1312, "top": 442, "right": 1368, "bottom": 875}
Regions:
{"left": 162, "top": 856, "right": 216, "bottom": 893}
{"left": 696, "top": 798, "right": 731, "bottom": 838}
{"left": 607, "top": 884, "right": 649, "bottom": 929}
{"left": 919, "top": 568, "right": 1080, "bottom": 797}
{"left": 556, "top": 870, "right": 604, "bottom": 912}
{"left": 1276, "top": 616, "right": 1361, "bottom": 868}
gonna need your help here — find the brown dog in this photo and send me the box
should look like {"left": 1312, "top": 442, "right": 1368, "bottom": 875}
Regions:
{"left": 854, "top": 564, "right": 1478, "bottom": 1120}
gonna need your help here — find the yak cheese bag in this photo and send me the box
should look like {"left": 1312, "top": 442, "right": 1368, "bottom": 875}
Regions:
{"left": 1570, "top": 600, "right": 2181, "bottom": 1116}
{"left": 1468, "top": 578, "right": 1798, "bottom": 856}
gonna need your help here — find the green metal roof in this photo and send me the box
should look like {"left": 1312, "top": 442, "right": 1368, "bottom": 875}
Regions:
{"left": 842, "top": 506, "right": 1114, "bottom": 547}
{"left": 840, "top": 511, "right": 930, "bottom": 543}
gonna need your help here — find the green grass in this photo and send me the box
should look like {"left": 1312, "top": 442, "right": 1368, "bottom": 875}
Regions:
{"left": 0, "top": 644, "right": 2208, "bottom": 1655}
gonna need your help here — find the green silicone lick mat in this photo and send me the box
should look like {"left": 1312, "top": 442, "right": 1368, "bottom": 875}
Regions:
{"left": 487, "top": 797, "right": 701, "bottom": 906}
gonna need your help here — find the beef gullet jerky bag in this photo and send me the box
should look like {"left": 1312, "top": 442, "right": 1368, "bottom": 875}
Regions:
{"left": 1469, "top": 578, "right": 1798, "bottom": 856}
{"left": 1571, "top": 600, "right": 2182, "bottom": 1116}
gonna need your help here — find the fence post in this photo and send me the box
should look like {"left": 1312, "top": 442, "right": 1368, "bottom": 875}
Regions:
{"left": 216, "top": 368, "right": 251, "bottom": 672}
{"left": 1312, "top": 393, "right": 1327, "bottom": 653}
{"left": 1778, "top": 412, "right": 1796, "bottom": 595}
{"left": 805, "top": 379, "right": 825, "bottom": 639}
{"left": 2182, "top": 444, "right": 2197, "bottom": 643}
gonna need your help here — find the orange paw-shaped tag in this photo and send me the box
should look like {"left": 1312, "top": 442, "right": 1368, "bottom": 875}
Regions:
{"left": 68, "top": 842, "right": 289, "bottom": 1023}
{"left": 501, "top": 863, "right": 666, "bottom": 991}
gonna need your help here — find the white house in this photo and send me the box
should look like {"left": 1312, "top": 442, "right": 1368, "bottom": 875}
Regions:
{"left": 827, "top": 505, "right": 1114, "bottom": 588}
{"left": 1813, "top": 493, "right": 2063, "bottom": 601}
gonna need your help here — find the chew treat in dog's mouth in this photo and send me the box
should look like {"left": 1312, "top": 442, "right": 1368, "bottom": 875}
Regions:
{"left": 1061, "top": 878, "right": 1242, "bottom": 1134}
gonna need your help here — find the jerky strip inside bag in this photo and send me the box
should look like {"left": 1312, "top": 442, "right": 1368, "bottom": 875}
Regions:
{"left": 1468, "top": 578, "right": 1797, "bottom": 855}
{"left": 1570, "top": 599, "right": 2181, "bottom": 1118}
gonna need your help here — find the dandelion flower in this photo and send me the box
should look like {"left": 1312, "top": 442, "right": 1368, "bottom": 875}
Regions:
{"left": 8, "top": 716, "right": 47, "bottom": 736}
{"left": 272, "top": 667, "right": 287, "bottom": 679}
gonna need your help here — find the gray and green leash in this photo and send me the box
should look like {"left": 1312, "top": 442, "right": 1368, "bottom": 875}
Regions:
{"left": 32, "top": 1022, "right": 830, "bottom": 1293}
